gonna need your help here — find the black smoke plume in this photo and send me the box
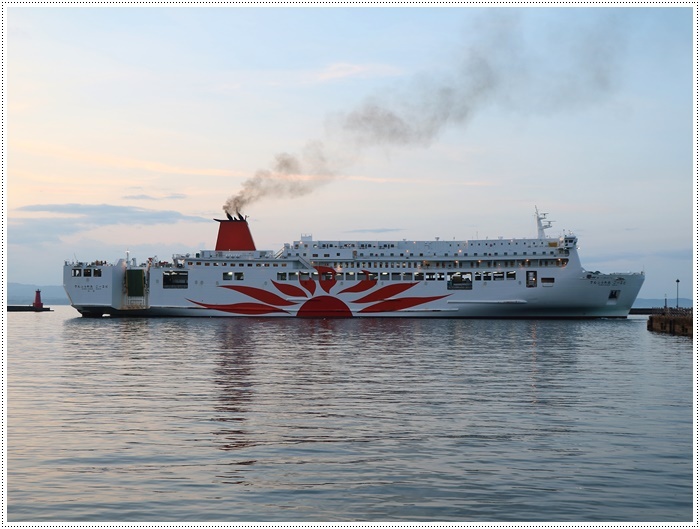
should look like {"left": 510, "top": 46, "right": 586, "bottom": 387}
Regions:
{"left": 223, "top": 11, "right": 625, "bottom": 216}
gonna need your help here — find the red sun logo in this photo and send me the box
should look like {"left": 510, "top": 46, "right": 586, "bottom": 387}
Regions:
{"left": 188, "top": 266, "right": 448, "bottom": 317}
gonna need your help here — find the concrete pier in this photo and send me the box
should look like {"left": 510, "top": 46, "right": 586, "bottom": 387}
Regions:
{"left": 647, "top": 308, "right": 693, "bottom": 337}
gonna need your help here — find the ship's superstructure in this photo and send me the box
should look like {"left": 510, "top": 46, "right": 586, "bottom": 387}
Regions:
{"left": 63, "top": 209, "right": 645, "bottom": 318}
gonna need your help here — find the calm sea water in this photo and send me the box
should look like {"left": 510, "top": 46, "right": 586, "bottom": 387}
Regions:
{"left": 7, "top": 306, "right": 694, "bottom": 522}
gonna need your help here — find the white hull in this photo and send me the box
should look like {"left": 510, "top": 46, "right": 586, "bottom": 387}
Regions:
{"left": 63, "top": 211, "right": 644, "bottom": 319}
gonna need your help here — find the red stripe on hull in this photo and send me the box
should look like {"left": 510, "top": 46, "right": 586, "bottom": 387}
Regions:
{"left": 352, "top": 282, "right": 418, "bottom": 304}
{"left": 359, "top": 295, "right": 448, "bottom": 313}
{"left": 188, "top": 299, "right": 289, "bottom": 315}
{"left": 221, "top": 285, "right": 297, "bottom": 306}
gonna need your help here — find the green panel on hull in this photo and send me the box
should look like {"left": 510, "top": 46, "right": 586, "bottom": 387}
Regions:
{"left": 126, "top": 269, "right": 145, "bottom": 297}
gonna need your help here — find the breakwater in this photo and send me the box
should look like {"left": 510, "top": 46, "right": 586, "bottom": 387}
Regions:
{"left": 647, "top": 308, "right": 693, "bottom": 337}
{"left": 6, "top": 289, "right": 52, "bottom": 312}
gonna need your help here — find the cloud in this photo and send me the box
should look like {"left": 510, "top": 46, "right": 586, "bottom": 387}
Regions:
{"left": 122, "top": 194, "right": 159, "bottom": 200}
{"left": 312, "top": 62, "right": 403, "bottom": 83}
{"left": 9, "top": 203, "right": 209, "bottom": 244}
{"left": 122, "top": 193, "right": 188, "bottom": 200}
{"left": 208, "top": 62, "right": 402, "bottom": 92}
{"left": 12, "top": 140, "right": 238, "bottom": 178}
{"left": 346, "top": 175, "right": 494, "bottom": 186}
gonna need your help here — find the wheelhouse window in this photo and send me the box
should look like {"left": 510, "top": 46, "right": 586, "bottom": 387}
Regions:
{"left": 72, "top": 268, "right": 82, "bottom": 277}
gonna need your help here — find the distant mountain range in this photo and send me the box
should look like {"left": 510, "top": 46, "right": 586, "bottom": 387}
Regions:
{"left": 6, "top": 283, "right": 693, "bottom": 309}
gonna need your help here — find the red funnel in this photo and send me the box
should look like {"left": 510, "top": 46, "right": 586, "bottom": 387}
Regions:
{"left": 215, "top": 219, "right": 257, "bottom": 251}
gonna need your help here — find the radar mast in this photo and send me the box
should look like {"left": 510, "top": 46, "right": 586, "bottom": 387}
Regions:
{"left": 535, "top": 207, "right": 553, "bottom": 239}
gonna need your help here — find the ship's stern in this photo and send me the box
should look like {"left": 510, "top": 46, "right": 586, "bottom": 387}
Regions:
{"left": 63, "top": 260, "right": 125, "bottom": 317}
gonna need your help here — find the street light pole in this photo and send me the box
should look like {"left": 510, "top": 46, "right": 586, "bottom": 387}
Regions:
{"left": 676, "top": 279, "right": 680, "bottom": 309}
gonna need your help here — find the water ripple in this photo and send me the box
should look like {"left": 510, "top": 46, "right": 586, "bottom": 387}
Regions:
{"left": 7, "top": 308, "right": 692, "bottom": 522}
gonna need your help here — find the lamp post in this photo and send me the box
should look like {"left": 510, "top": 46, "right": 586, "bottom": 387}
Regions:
{"left": 676, "top": 279, "right": 680, "bottom": 309}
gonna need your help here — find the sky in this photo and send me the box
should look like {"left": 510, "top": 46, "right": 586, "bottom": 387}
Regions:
{"left": 5, "top": 6, "right": 694, "bottom": 300}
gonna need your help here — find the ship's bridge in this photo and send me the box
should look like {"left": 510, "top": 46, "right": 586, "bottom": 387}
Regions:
{"left": 560, "top": 235, "right": 578, "bottom": 249}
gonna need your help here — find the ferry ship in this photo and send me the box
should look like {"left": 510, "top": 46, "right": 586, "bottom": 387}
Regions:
{"left": 63, "top": 209, "right": 644, "bottom": 318}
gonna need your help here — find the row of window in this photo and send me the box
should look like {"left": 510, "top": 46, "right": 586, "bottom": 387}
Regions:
{"left": 72, "top": 265, "right": 559, "bottom": 289}
{"left": 272, "top": 270, "right": 524, "bottom": 282}
{"left": 184, "top": 258, "right": 569, "bottom": 270}
{"left": 315, "top": 259, "right": 568, "bottom": 270}
{"left": 160, "top": 269, "right": 556, "bottom": 289}
{"left": 179, "top": 270, "right": 515, "bottom": 284}
{"left": 71, "top": 268, "right": 103, "bottom": 277}
{"left": 271, "top": 270, "right": 554, "bottom": 289}
{"left": 294, "top": 240, "right": 561, "bottom": 250}
{"left": 300, "top": 250, "right": 564, "bottom": 259}
{"left": 72, "top": 257, "right": 568, "bottom": 281}
{"left": 188, "top": 261, "right": 290, "bottom": 268}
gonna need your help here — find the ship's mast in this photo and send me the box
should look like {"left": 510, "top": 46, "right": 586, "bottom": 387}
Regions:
{"left": 535, "top": 207, "right": 553, "bottom": 239}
